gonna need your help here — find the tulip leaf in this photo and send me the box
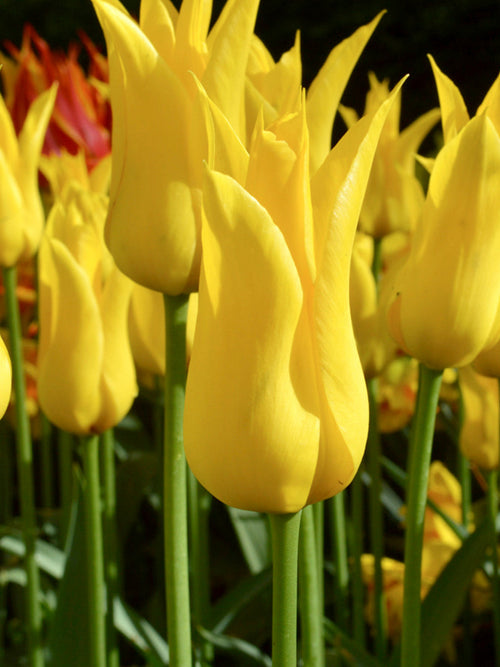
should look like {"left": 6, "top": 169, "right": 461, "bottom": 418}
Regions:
{"left": 208, "top": 567, "right": 272, "bottom": 634}
{"left": 388, "top": 516, "right": 491, "bottom": 667}
{"left": 323, "top": 617, "right": 384, "bottom": 667}
{"left": 0, "top": 533, "right": 65, "bottom": 579}
{"left": 227, "top": 507, "right": 272, "bottom": 574}
{"left": 197, "top": 626, "right": 272, "bottom": 666}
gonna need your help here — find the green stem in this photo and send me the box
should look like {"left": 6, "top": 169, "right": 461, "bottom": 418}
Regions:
{"left": 163, "top": 293, "right": 192, "bottom": 667}
{"left": 401, "top": 364, "right": 443, "bottom": 667}
{"left": 40, "top": 415, "right": 54, "bottom": 508}
{"left": 366, "top": 377, "right": 386, "bottom": 660}
{"left": 58, "top": 430, "right": 74, "bottom": 547}
{"left": 313, "top": 501, "right": 325, "bottom": 624}
{"left": 3, "top": 265, "right": 44, "bottom": 667}
{"left": 81, "top": 434, "right": 106, "bottom": 667}
{"left": 458, "top": 451, "right": 473, "bottom": 667}
{"left": 487, "top": 469, "right": 500, "bottom": 667}
{"left": 350, "top": 468, "right": 365, "bottom": 648}
{"left": 101, "top": 429, "right": 119, "bottom": 667}
{"left": 329, "top": 492, "right": 350, "bottom": 632}
{"left": 299, "top": 504, "right": 325, "bottom": 667}
{"left": 269, "top": 511, "right": 302, "bottom": 667}
{"left": 188, "top": 468, "right": 213, "bottom": 665}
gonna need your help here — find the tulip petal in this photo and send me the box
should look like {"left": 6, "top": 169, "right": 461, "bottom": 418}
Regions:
{"left": 140, "top": 0, "right": 176, "bottom": 63}
{"left": 307, "top": 12, "right": 384, "bottom": 175}
{"left": 185, "top": 167, "right": 319, "bottom": 513}
{"left": 203, "top": 0, "right": 260, "bottom": 139}
{"left": 389, "top": 114, "right": 500, "bottom": 369}
{"left": 0, "top": 335, "right": 11, "bottom": 419}
{"left": 0, "top": 149, "right": 25, "bottom": 266}
{"left": 93, "top": 0, "right": 199, "bottom": 293}
{"left": 38, "top": 239, "right": 103, "bottom": 433}
{"left": 428, "top": 55, "right": 469, "bottom": 143}
{"left": 95, "top": 266, "right": 137, "bottom": 432}
{"left": 129, "top": 283, "right": 166, "bottom": 376}
{"left": 308, "top": 81, "right": 405, "bottom": 503}
{"left": 477, "top": 71, "right": 500, "bottom": 135}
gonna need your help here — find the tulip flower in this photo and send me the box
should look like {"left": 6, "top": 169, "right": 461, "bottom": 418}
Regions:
{"left": 184, "top": 79, "right": 404, "bottom": 513}
{"left": 459, "top": 365, "right": 499, "bottom": 471}
{"left": 0, "top": 84, "right": 57, "bottom": 267}
{"left": 350, "top": 232, "right": 398, "bottom": 378}
{"left": 386, "top": 112, "right": 500, "bottom": 370}
{"left": 0, "top": 25, "right": 111, "bottom": 169}
{"left": 37, "top": 184, "right": 137, "bottom": 434}
{"left": 339, "top": 72, "right": 439, "bottom": 237}
{"left": 0, "top": 335, "right": 12, "bottom": 419}
{"left": 91, "top": 0, "right": 261, "bottom": 294}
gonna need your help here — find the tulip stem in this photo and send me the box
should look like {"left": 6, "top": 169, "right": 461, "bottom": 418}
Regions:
{"left": 299, "top": 504, "right": 325, "bottom": 667}
{"left": 458, "top": 451, "right": 473, "bottom": 667}
{"left": 329, "top": 492, "right": 350, "bottom": 632}
{"left": 188, "top": 468, "right": 213, "bottom": 665}
{"left": 81, "top": 434, "right": 107, "bottom": 667}
{"left": 3, "top": 265, "right": 44, "bottom": 667}
{"left": 366, "top": 376, "right": 387, "bottom": 660}
{"left": 350, "top": 469, "right": 365, "bottom": 648}
{"left": 163, "top": 293, "right": 192, "bottom": 667}
{"left": 401, "top": 363, "right": 443, "bottom": 667}
{"left": 101, "top": 429, "right": 120, "bottom": 667}
{"left": 487, "top": 469, "right": 500, "bottom": 667}
{"left": 270, "top": 511, "right": 302, "bottom": 667}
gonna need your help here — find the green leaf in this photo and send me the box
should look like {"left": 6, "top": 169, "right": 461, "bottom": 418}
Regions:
{"left": 208, "top": 567, "right": 272, "bottom": 634}
{"left": 0, "top": 534, "right": 65, "bottom": 579}
{"left": 197, "top": 626, "right": 272, "bottom": 666}
{"left": 389, "top": 516, "right": 491, "bottom": 667}
{"left": 227, "top": 507, "right": 271, "bottom": 574}
{"left": 323, "top": 617, "right": 384, "bottom": 667}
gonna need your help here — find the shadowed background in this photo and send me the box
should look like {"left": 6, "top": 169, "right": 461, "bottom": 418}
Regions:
{"left": 1, "top": 0, "right": 499, "bottom": 131}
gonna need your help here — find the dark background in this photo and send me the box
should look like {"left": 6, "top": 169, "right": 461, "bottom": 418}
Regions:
{"left": 1, "top": 0, "right": 499, "bottom": 129}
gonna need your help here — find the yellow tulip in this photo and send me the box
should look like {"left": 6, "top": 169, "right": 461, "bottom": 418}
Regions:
{"left": 459, "top": 365, "right": 499, "bottom": 471}
{"left": 184, "top": 80, "right": 405, "bottom": 513}
{"left": 0, "top": 85, "right": 57, "bottom": 267}
{"left": 339, "top": 72, "right": 439, "bottom": 237}
{"left": 91, "top": 0, "right": 260, "bottom": 294}
{"left": 349, "top": 232, "right": 398, "bottom": 378}
{"left": 37, "top": 184, "right": 137, "bottom": 434}
{"left": 0, "top": 335, "right": 12, "bottom": 419}
{"left": 387, "top": 113, "right": 500, "bottom": 370}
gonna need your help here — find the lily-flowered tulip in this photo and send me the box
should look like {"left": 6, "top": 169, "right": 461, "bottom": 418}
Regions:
{"left": 0, "top": 25, "right": 111, "bottom": 169}
{"left": 387, "top": 112, "right": 500, "bottom": 370}
{"left": 339, "top": 72, "right": 439, "bottom": 237}
{"left": 37, "top": 184, "right": 137, "bottom": 434}
{"left": 0, "top": 85, "right": 57, "bottom": 267}
{"left": 459, "top": 365, "right": 499, "bottom": 471}
{"left": 92, "top": 0, "right": 260, "bottom": 294}
{"left": 0, "top": 335, "right": 12, "bottom": 419}
{"left": 184, "top": 80, "right": 404, "bottom": 513}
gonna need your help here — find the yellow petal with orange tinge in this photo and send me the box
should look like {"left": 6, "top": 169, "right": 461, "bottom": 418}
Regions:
{"left": 38, "top": 239, "right": 103, "bottom": 434}
{"left": 184, "top": 168, "right": 319, "bottom": 514}
{"left": 93, "top": 0, "right": 198, "bottom": 294}
{"left": 307, "top": 12, "right": 384, "bottom": 175}
{"left": 0, "top": 335, "right": 12, "bottom": 420}
{"left": 387, "top": 114, "right": 500, "bottom": 370}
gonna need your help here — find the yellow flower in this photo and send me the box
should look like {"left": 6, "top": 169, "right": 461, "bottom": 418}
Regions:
{"left": 387, "top": 113, "right": 500, "bottom": 370}
{"left": 339, "top": 72, "right": 439, "bottom": 237}
{"left": 184, "top": 80, "right": 404, "bottom": 513}
{"left": 459, "top": 365, "right": 499, "bottom": 471}
{"left": 37, "top": 184, "right": 137, "bottom": 434}
{"left": 349, "top": 232, "right": 398, "bottom": 378}
{"left": 0, "top": 85, "right": 57, "bottom": 266}
{"left": 0, "top": 335, "right": 12, "bottom": 419}
{"left": 92, "top": 0, "right": 260, "bottom": 294}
